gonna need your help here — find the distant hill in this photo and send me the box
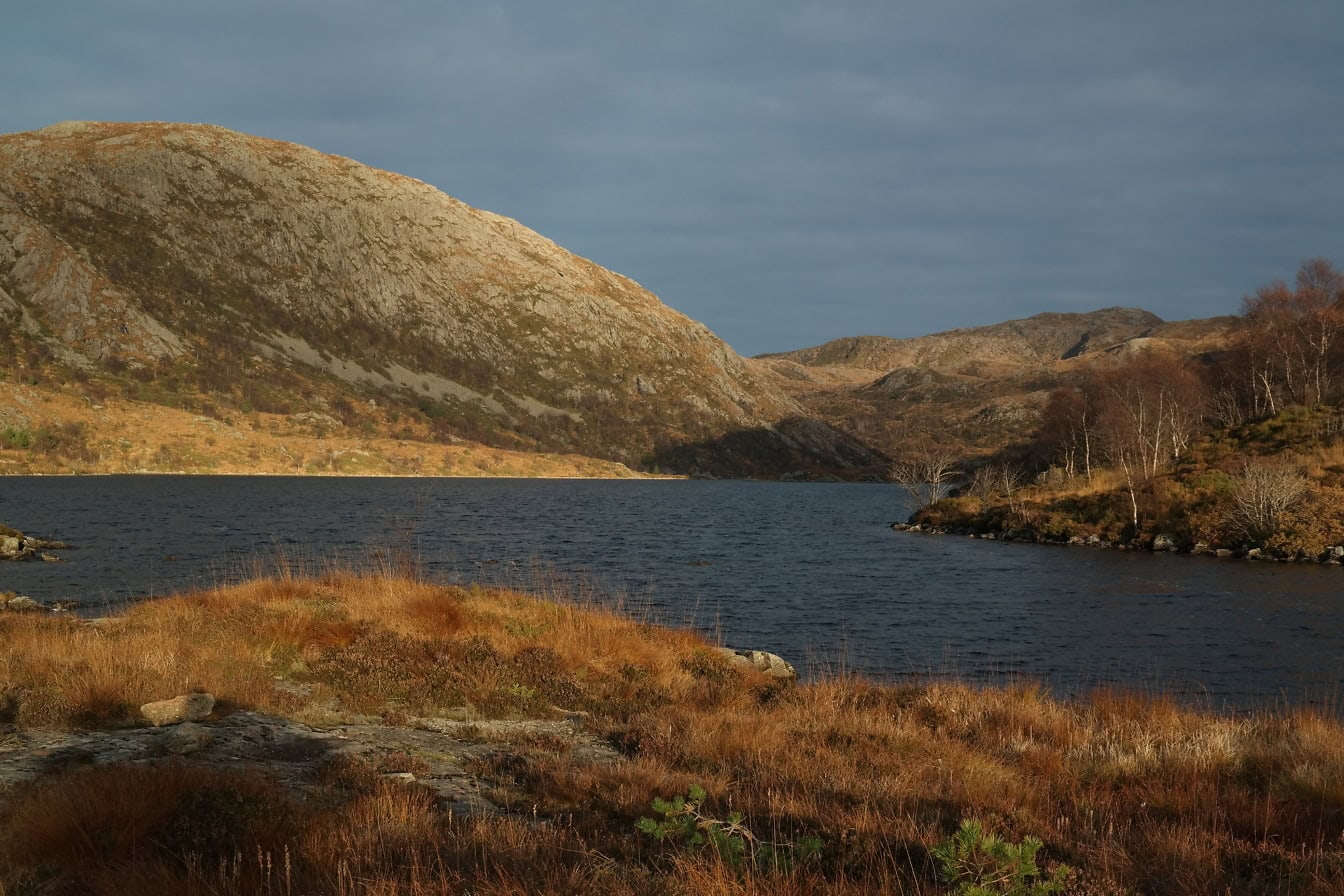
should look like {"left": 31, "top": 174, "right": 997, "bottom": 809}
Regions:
{"left": 757, "top": 308, "right": 1239, "bottom": 459}
{"left": 0, "top": 121, "right": 880, "bottom": 478}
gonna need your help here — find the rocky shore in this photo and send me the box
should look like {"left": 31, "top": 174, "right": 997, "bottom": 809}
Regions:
{"left": 892, "top": 520, "right": 1344, "bottom": 564}
{"left": 0, "top": 525, "right": 67, "bottom": 562}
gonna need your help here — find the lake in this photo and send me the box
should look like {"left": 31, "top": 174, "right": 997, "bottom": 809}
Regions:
{"left": 2, "top": 476, "right": 1341, "bottom": 714}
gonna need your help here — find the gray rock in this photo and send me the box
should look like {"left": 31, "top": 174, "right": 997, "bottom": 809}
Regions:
{"left": 713, "top": 647, "right": 798, "bottom": 681}
{"left": 1, "top": 595, "right": 43, "bottom": 612}
{"left": 1153, "top": 534, "right": 1177, "bottom": 552}
{"left": 0, "top": 532, "right": 70, "bottom": 562}
{"left": 1215, "top": 549, "right": 1235, "bottom": 558}
{"left": 141, "top": 693, "right": 215, "bottom": 726}
{"left": 0, "top": 709, "right": 633, "bottom": 821}
{"left": 161, "top": 722, "right": 214, "bottom": 754}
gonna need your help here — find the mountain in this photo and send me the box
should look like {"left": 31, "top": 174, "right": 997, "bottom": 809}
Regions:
{"left": 757, "top": 308, "right": 1239, "bottom": 459}
{"left": 0, "top": 121, "right": 880, "bottom": 478}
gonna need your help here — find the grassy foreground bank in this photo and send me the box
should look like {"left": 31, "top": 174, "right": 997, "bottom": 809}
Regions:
{"left": 2, "top": 574, "right": 1343, "bottom": 895}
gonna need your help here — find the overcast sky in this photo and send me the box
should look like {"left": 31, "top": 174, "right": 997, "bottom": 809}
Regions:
{"left": 5, "top": 2, "right": 1342, "bottom": 355}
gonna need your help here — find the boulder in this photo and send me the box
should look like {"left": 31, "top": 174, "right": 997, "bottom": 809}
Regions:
{"left": 1152, "top": 534, "right": 1177, "bottom": 552}
{"left": 141, "top": 693, "right": 215, "bottom": 727}
{"left": 713, "top": 647, "right": 798, "bottom": 681}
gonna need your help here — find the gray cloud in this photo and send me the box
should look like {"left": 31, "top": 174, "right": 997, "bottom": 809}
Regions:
{"left": 4, "top": 1, "right": 1342, "bottom": 354}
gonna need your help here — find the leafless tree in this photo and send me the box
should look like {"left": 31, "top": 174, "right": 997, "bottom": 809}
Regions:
{"left": 1038, "top": 387, "right": 1097, "bottom": 481}
{"left": 964, "top": 461, "right": 1023, "bottom": 510}
{"left": 1240, "top": 258, "right": 1344, "bottom": 411}
{"left": 1097, "top": 354, "right": 1206, "bottom": 480}
{"left": 1091, "top": 353, "right": 1207, "bottom": 527}
{"left": 891, "top": 445, "right": 960, "bottom": 509}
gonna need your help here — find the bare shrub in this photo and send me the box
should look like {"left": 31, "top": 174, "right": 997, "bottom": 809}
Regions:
{"left": 1225, "top": 461, "right": 1309, "bottom": 545}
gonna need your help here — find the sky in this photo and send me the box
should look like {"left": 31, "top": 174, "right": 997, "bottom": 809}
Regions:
{"left": 4, "top": 2, "right": 1343, "bottom": 356}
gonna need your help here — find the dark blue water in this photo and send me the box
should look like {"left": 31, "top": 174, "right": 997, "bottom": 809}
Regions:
{"left": 2, "top": 476, "right": 1342, "bottom": 713}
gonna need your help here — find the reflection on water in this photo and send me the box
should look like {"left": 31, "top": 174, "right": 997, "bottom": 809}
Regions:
{"left": 2, "top": 475, "right": 1342, "bottom": 714}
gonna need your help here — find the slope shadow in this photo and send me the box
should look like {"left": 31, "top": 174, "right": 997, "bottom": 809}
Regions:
{"left": 644, "top": 416, "right": 889, "bottom": 480}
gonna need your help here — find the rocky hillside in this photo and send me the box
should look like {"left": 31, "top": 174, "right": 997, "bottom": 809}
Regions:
{"left": 758, "top": 308, "right": 1238, "bottom": 458}
{"left": 0, "top": 121, "right": 878, "bottom": 478}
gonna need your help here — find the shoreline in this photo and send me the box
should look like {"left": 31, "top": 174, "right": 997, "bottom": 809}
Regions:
{"left": 892, "top": 521, "right": 1344, "bottom": 566}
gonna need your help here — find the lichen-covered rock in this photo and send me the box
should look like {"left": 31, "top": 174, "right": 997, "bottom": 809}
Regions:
{"left": 140, "top": 693, "right": 215, "bottom": 727}
{"left": 713, "top": 647, "right": 798, "bottom": 681}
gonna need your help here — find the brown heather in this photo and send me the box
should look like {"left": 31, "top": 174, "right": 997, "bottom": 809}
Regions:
{"left": 2, "top": 573, "right": 1343, "bottom": 894}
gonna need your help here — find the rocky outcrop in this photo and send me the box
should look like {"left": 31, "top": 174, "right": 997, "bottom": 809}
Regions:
{"left": 0, "top": 711, "right": 620, "bottom": 818}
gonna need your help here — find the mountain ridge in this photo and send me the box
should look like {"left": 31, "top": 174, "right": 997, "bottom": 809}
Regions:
{"left": 757, "top": 307, "right": 1213, "bottom": 371}
{"left": 0, "top": 121, "right": 879, "bottom": 477}
{"left": 756, "top": 306, "right": 1240, "bottom": 459}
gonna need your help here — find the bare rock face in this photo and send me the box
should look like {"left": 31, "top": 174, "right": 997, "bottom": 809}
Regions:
{"left": 0, "top": 121, "right": 879, "bottom": 477}
{"left": 140, "top": 693, "right": 215, "bottom": 727}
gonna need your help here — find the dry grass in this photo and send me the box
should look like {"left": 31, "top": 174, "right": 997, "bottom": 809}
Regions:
{"left": 0, "top": 381, "right": 655, "bottom": 478}
{"left": 3, "top": 574, "right": 1344, "bottom": 894}
{"left": 0, "top": 571, "right": 717, "bottom": 727}
{"left": 1300, "top": 440, "right": 1344, "bottom": 478}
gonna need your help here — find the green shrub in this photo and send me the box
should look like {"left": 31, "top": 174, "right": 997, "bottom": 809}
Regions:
{"left": 2, "top": 426, "right": 31, "bottom": 449}
{"left": 933, "top": 819, "right": 1070, "bottom": 895}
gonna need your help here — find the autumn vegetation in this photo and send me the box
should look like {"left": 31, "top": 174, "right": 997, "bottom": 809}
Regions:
{"left": 2, "top": 571, "right": 1344, "bottom": 894}
{"left": 909, "top": 258, "right": 1344, "bottom": 557}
